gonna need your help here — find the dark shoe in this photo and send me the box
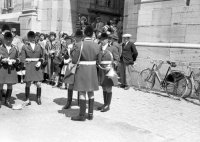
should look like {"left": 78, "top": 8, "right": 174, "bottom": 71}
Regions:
{"left": 37, "top": 88, "right": 42, "bottom": 105}
{"left": 97, "top": 91, "right": 107, "bottom": 110}
{"left": 5, "top": 89, "right": 12, "bottom": 108}
{"left": 88, "top": 98, "right": 94, "bottom": 120}
{"left": 101, "top": 92, "right": 112, "bottom": 112}
{"left": 124, "top": 86, "right": 130, "bottom": 90}
{"left": 0, "top": 89, "right": 2, "bottom": 108}
{"left": 71, "top": 99, "right": 86, "bottom": 121}
{"left": 71, "top": 115, "right": 86, "bottom": 121}
{"left": 63, "top": 90, "right": 73, "bottom": 109}
{"left": 120, "top": 84, "right": 125, "bottom": 88}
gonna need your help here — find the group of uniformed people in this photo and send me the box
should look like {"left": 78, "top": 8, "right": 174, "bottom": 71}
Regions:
{"left": 0, "top": 24, "right": 138, "bottom": 121}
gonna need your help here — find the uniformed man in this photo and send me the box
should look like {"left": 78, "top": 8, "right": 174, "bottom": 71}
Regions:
{"left": 71, "top": 26, "right": 99, "bottom": 121}
{"left": 97, "top": 33, "right": 119, "bottom": 112}
{"left": 0, "top": 32, "right": 20, "bottom": 108}
{"left": 120, "top": 34, "right": 138, "bottom": 90}
{"left": 21, "top": 31, "right": 45, "bottom": 105}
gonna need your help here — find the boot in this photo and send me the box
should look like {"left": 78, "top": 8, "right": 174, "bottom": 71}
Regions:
{"left": 25, "top": 87, "right": 31, "bottom": 105}
{"left": 71, "top": 99, "right": 86, "bottom": 121}
{"left": 101, "top": 92, "right": 112, "bottom": 112}
{"left": 0, "top": 89, "right": 3, "bottom": 108}
{"left": 62, "top": 89, "right": 73, "bottom": 109}
{"left": 88, "top": 99, "right": 94, "bottom": 120}
{"left": 5, "top": 89, "right": 12, "bottom": 108}
{"left": 97, "top": 91, "right": 107, "bottom": 110}
{"left": 36, "top": 88, "right": 42, "bottom": 105}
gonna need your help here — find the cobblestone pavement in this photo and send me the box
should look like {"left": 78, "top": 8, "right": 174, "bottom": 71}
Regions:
{"left": 0, "top": 84, "right": 200, "bottom": 142}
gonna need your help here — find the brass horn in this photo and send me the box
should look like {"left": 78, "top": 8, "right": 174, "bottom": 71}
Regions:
{"left": 98, "top": 50, "right": 118, "bottom": 78}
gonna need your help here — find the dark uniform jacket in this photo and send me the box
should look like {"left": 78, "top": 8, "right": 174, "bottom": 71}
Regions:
{"left": 71, "top": 38, "right": 99, "bottom": 91}
{"left": 98, "top": 44, "right": 120, "bottom": 87}
{"left": 121, "top": 41, "right": 138, "bottom": 64}
{"left": 21, "top": 43, "right": 45, "bottom": 82}
{"left": 0, "top": 44, "right": 19, "bottom": 84}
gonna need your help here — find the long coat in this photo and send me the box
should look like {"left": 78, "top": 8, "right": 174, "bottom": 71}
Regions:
{"left": 45, "top": 40, "right": 61, "bottom": 76}
{"left": 21, "top": 43, "right": 45, "bottom": 82}
{"left": 0, "top": 44, "right": 19, "bottom": 84}
{"left": 71, "top": 38, "right": 99, "bottom": 91}
{"left": 98, "top": 44, "right": 120, "bottom": 87}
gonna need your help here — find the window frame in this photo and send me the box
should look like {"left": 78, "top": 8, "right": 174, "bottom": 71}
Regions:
{"left": 134, "top": 0, "right": 172, "bottom": 4}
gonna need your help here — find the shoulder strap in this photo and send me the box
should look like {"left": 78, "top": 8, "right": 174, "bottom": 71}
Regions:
{"left": 77, "top": 42, "right": 83, "bottom": 64}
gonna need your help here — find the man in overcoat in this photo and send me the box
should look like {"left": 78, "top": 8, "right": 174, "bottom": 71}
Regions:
{"left": 21, "top": 31, "right": 45, "bottom": 105}
{"left": 97, "top": 33, "right": 120, "bottom": 112}
{"left": 120, "top": 34, "right": 138, "bottom": 90}
{"left": 0, "top": 32, "right": 20, "bottom": 108}
{"left": 71, "top": 26, "right": 99, "bottom": 121}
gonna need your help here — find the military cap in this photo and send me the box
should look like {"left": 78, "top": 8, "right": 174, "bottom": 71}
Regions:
{"left": 75, "top": 29, "right": 83, "bottom": 38}
{"left": 27, "top": 31, "right": 36, "bottom": 38}
{"left": 84, "top": 25, "right": 94, "bottom": 37}
{"left": 49, "top": 32, "right": 56, "bottom": 38}
{"left": 100, "top": 32, "right": 108, "bottom": 40}
{"left": 4, "top": 31, "right": 13, "bottom": 40}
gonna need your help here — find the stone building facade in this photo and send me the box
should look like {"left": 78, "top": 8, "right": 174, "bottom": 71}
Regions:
{"left": 0, "top": 0, "right": 124, "bottom": 36}
{"left": 124, "top": 0, "right": 200, "bottom": 88}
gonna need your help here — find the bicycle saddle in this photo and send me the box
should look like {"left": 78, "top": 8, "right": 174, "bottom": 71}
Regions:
{"left": 166, "top": 61, "right": 177, "bottom": 67}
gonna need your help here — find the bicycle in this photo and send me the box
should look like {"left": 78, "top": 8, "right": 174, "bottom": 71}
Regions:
{"left": 138, "top": 58, "right": 189, "bottom": 99}
{"left": 182, "top": 63, "right": 200, "bottom": 102}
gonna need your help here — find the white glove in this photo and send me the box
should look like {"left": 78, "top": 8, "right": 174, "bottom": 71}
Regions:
{"left": 64, "top": 58, "right": 71, "bottom": 64}
{"left": 35, "top": 62, "right": 41, "bottom": 68}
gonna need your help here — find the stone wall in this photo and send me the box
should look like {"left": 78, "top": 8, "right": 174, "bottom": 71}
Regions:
{"left": 124, "top": 0, "right": 200, "bottom": 90}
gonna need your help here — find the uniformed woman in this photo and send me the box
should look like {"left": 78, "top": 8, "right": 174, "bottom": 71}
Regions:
{"left": 0, "top": 32, "right": 20, "bottom": 108}
{"left": 97, "top": 33, "right": 120, "bottom": 112}
{"left": 62, "top": 30, "right": 83, "bottom": 109}
{"left": 20, "top": 31, "right": 45, "bottom": 105}
{"left": 71, "top": 26, "right": 99, "bottom": 121}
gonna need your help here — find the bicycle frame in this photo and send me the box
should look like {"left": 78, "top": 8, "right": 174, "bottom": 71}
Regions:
{"left": 148, "top": 62, "right": 172, "bottom": 88}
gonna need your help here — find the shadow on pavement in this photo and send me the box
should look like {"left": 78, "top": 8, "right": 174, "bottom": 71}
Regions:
{"left": 16, "top": 93, "right": 38, "bottom": 102}
{"left": 53, "top": 97, "right": 103, "bottom": 117}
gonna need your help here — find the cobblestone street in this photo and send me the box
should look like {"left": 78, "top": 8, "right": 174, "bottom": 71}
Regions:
{"left": 0, "top": 84, "right": 200, "bottom": 142}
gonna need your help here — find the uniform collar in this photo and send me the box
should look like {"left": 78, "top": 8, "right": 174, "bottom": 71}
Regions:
{"left": 84, "top": 37, "right": 92, "bottom": 41}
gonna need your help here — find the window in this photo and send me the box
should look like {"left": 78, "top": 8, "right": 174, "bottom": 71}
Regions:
{"left": 95, "top": 0, "right": 114, "bottom": 8}
{"left": 4, "top": 0, "right": 13, "bottom": 8}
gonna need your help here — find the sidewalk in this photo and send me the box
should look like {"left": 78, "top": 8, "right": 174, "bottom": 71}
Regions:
{"left": 0, "top": 84, "right": 200, "bottom": 142}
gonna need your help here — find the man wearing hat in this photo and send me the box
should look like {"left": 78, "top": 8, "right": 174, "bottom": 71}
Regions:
{"left": 0, "top": 32, "right": 20, "bottom": 108}
{"left": 20, "top": 31, "right": 45, "bottom": 105}
{"left": 97, "top": 32, "right": 120, "bottom": 112}
{"left": 120, "top": 34, "right": 138, "bottom": 90}
{"left": 45, "top": 32, "right": 61, "bottom": 86}
{"left": 71, "top": 25, "right": 99, "bottom": 121}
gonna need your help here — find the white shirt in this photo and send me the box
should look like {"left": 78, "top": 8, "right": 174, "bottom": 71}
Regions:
{"left": 30, "top": 42, "right": 35, "bottom": 51}
{"left": 102, "top": 43, "right": 109, "bottom": 51}
{"left": 5, "top": 45, "right": 12, "bottom": 53}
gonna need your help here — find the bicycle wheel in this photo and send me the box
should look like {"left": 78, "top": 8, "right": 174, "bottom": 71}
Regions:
{"left": 182, "top": 77, "right": 192, "bottom": 99}
{"left": 165, "top": 73, "right": 188, "bottom": 98}
{"left": 138, "top": 68, "right": 155, "bottom": 91}
{"left": 193, "top": 80, "right": 200, "bottom": 102}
